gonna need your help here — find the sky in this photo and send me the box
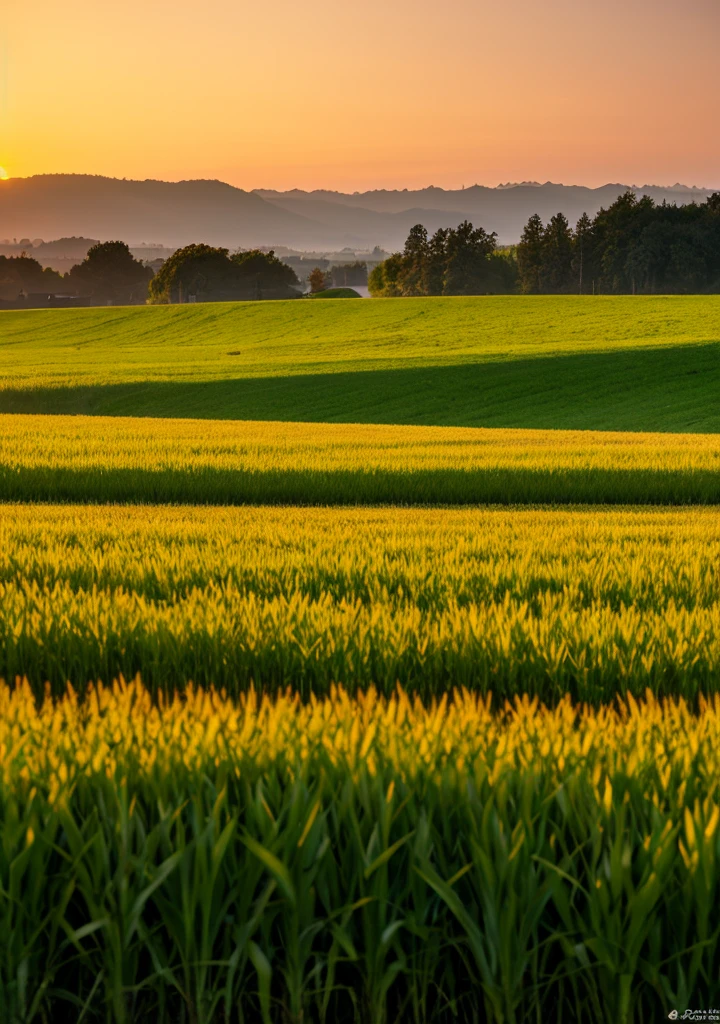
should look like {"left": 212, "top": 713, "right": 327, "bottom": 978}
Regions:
{"left": 2, "top": 0, "right": 719, "bottom": 191}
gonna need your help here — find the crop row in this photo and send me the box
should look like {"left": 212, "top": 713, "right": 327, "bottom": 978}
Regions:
{"left": 2, "top": 505, "right": 720, "bottom": 700}
{"left": 3, "top": 504, "right": 720, "bottom": 609}
{"left": 1, "top": 415, "right": 719, "bottom": 504}
{"left": 2, "top": 678, "right": 719, "bottom": 1023}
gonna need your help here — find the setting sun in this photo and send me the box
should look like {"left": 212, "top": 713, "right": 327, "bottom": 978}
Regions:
{"left": 0, "top": 167, "right": 9, "bottom": 180}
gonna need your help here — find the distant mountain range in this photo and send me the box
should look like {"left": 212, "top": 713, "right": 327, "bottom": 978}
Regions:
{"left": 1, "top": 174, "right": 716, "bottom": 251}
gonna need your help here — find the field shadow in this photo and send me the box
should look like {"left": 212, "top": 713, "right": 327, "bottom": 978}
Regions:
{"left": 0, "top": 342, "right": 718, "bottom": 432}
{"left": 0, "top": 464, "right": 718, "bottom": 506}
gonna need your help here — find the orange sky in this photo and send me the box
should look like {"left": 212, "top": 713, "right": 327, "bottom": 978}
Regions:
{"left": 2, "top": 0, "right": 719, "bottom": 191}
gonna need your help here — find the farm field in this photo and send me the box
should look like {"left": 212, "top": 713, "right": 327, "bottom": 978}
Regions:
{"left": 1, "top": 503, "right": 720, "bottom": 701}
{"left": 1, "top": 414, "right": 720, "bottom": 505}
{"left": 4, "top": 677, "right": 720, "bottom": 1024}
{"left": 0, "top": 296, "right": 719, "bottom": 430}
{"left": 2, "top": 296, "right": 720, "bottom": 1021}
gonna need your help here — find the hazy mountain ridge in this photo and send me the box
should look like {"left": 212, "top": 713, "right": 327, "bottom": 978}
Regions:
{"left": 0, "top": 175, "right": 344, "bottom": 251}
{"left": 1, "top": 174, "right": 716, "bottom": 251}
{"left": 257, "top": 181, "right": 718, "bottom": 245}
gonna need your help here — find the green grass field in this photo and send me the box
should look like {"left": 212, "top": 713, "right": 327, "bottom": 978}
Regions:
{"left": 2, "top": 295, "right": 720, "bottom": 1023}
{"left": 1, "top": 296, "right": 718, "bottom": 430}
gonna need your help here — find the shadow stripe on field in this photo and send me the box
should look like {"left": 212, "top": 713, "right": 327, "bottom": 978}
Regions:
{"left": 0, "top": 341, "right": 718, "bottom": 432}
{"left": 1, "top": 465, "right": 719, "bottom": 505}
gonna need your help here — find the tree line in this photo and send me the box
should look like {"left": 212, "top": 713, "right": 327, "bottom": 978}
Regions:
{"left": 0, "top": 242, "right": 303, "bottom": 306}
{"left": 368, "top": 222, "right": 516, "bottom": 296}
{"left": 148, "top": 244, "right": 299, "bottom": 303}
{"left": 518, "top": 191, "right": 720, "bottom": 294}
{"left": 370, "top": 191, "right": 720, "bottom": 296}
{"left": 0, "top": 254, "right": 66, "bottom": 301}
{"left": 0, "top": 241, "right": 368, "bottom": 307}
{"left": 4, "top": 190, "right": 720, "bottom": 306}
{"left": 0, "top": 242, "right": 154, "bottom": 305}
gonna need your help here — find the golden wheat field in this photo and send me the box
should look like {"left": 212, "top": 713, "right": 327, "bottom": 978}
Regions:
{"left": 4, "top": 676, "right": 720, "bottom": 1023}
{"left": 1, "top": 503, "right": 719, "bottom": 700}
{"left": 5, "top": 415, "right": 720, "bottom": 471}
{"left": 0, "top": 398, "right": 719, "bottom": 1020}
{"left": 0, "top": 414, "right": 719, "bottom": 504}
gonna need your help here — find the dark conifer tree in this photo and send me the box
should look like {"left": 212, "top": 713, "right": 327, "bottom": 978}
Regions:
{"left": 426, "top": 228, "right": 449, "bottom": 295}
{"left": 517, "top": 214, "right": 544, "bottom": 293}
{"left": 443, "top": 221, "right": 497, "bottom": 294}
{"left": 572, "top": 213, "right": 593, "bottom": 293}
{"left": 540, "top": 213, "right": 574, "bottom": 293}
{"left": 400, "top": 224, "right": 430, "bottom": 295}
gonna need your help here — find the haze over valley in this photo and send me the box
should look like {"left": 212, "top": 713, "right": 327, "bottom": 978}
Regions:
{"left": 1, "top": 174, "right": 716, "bottom": 251}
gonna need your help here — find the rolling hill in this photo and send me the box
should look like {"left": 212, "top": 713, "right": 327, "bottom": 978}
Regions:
{"left": 0, "top": 296, "right": 718, "bottom": 432}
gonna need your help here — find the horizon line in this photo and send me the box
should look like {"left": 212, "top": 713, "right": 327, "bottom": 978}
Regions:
{"left": 2, "top": 172, "right": 719, "bottom": 194}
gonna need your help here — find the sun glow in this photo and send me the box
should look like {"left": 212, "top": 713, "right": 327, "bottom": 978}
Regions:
{"left": 0, "top": 167, "right": 9, "bottom": 180}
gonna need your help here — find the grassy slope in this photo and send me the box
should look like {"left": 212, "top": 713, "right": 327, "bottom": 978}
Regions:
{"left": 0, "top": 296, "right": 718, "bottom": 430}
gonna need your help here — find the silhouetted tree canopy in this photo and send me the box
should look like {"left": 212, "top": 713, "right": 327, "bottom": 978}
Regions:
{"left": 369, "top": 221, "right": 516, "bottom": 297}
{"left": 149, "top": 244, "right": 234, "bottom": 303}
{"left": 368, "top": 254, "right": 404, "bottom": 297}
{"left": 444, "top": 221, "right": 499, "bottom": 295}
{"left": 68, "top": 241, "right": 152, "bottom": 305}
{"left": 231, "top": 249, "right": 299, "bottom": 298}
{"left": 149, "top": 244, "right": 299, "bottom": 303}
{"left": 572, "top": 212, "right": 593, "bottom": 295}
{"left": 329, "top": 262, "right": 368, "bottom": 288}
{"left": 0, "top": 255, "right": 63, "bottom": 300}
{"left": 539, "top": 212, "right": 574, "bottom": 293}
{"left": 370, "top": 192, "right": 720, "bottom": 296}
{"left": 517, "top": 191, "right": 720, "bottom": 294}
{"left": 516, "top": 214, "right": 544, "bottom": 294}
